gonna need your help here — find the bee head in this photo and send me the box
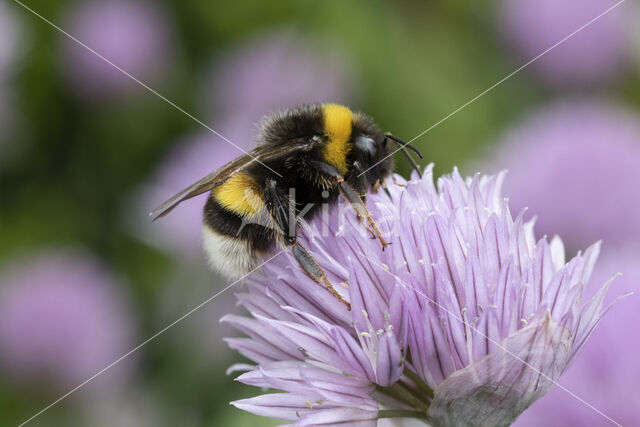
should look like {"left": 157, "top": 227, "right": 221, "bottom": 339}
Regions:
{"left": 350, "top": 111, "right": 394, "bottom": 182}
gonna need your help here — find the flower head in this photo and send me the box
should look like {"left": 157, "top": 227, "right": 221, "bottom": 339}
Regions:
{"left": 61, "top": 0, "right": 173, "bottom": 99}
{"left": 0, "top": 249, "right": 136, "bottom": 390}
{"left": 224, "top": 167, "right": 618, "bottom": 425}
{"left": 490, "top": 100, "right": 640, "bottom": 251}
{"left": 499, "top": 0, "right": 634, "bottom": 87}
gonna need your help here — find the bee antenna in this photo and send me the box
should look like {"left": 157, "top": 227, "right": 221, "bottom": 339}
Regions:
{"left": 384, "top": 133, "right": 423, "bottom": 159}
{"left": 385, "top": 133, "right": 423, "bottom": 178}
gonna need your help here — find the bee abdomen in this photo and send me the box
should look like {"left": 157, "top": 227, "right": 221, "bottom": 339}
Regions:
{"left": 203, "top": 195, "right": 275, "bottom": 278}
{"left": 202, "top": 225, "right": 261, "bottom": 278}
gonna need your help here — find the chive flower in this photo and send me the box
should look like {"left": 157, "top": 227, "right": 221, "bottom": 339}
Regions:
{"left": 223, "top": 166, "right": 619, "bottom": 426}
{"left": 499, "top": 0, "right": 634, "bottom": 87}
{"left": 492, "top": 99, "right": 640, "bottom": 251}
{"left": 61, "top": 0, "right": 174, "bottom": 99}
{"left": 0, "top": 250, "right": 136, "bottom": 390}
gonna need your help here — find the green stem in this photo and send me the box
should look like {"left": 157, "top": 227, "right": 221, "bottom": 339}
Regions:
{"left": 376, "top": 383, "right": 429, "bottom": 412}
{"left": 404, "top": 368, "right": 435, "bottom": 399}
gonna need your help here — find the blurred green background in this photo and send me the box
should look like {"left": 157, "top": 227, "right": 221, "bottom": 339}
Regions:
{"left": 1, "top": 0, "right": 639, "bottom": 426}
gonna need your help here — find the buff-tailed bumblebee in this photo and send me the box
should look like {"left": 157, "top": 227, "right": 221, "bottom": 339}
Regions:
{"left": 151, "top": 104, "right": 422, "bottom": 309}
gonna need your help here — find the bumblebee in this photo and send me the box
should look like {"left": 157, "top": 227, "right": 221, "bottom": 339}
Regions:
{"left": 151, "top": 104, "right": 422, "bottom": 309}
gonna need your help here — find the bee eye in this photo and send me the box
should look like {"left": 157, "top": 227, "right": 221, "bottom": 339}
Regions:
{"left": 311, "top": 135, "right": 322, "bottom": 143}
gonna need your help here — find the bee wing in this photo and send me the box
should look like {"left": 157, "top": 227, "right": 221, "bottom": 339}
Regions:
{"left": 149, "top": 142, "right": 310, "bottom": 220}
{"left": 148, "top": 169, "right": 229, "bottom": 221}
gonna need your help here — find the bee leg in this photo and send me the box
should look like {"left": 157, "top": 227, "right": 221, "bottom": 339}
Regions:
{"left": 391, "top": 176, "right": 405, "bottom": 187}
{"left": 264, "top": 178, "right": 296, "bottom": 240}
{"left": 263, "top": 178, "right": 350, "bottom": 310}
{"left": 292, "top": 243, "right": 350, "bottom": 310}
{"left": 338, "top": 178, "right": 390, "bottom": 250}
{"left": 308, "top": 160, "right": 390, "bottom": 250}
{"left": 346, "top": 161, "right": 377, "bottom": 239}
{"left": 346, "top": 161, "right": 368, "bottom": 198}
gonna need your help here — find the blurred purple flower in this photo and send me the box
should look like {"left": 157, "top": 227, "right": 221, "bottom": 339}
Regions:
{"left": 499, "top": 0, "right": 634, "bottom": 86}
{"left": 225, "top": 167, "right": 618, "bottom": 426}
{"left": 203, "top": 29, "right": 357, "bottom": 124}
{"left": 131, "top": 123, "right": 252, "bottom": 256}
{"left": 61, "top": 0, "right": 173, "bottom": 99}
{"left": 491, "top": 100, "right": 640, "bottom": 251}
{"left": 515, "top": 245, "right": 638, "bottom": 427}
{"left": 0, "top": 250, "right": 136, "bottom": 390}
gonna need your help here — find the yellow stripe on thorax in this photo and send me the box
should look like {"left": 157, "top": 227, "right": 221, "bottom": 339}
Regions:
{"left": 212, "top": 173, "right": 263, "bottom": 216}
{"left": 322, "top": 104, "right": 353, "bottom": 175}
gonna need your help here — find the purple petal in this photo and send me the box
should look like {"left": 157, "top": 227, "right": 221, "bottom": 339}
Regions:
{"left": 375, "top": 331, "right": 403, "bottom": 386}
{"left": 293, "top": 407, "right": 378, "bottom": 426}
{"left": 231, "top": 393, "right": 316, "bottom": 421}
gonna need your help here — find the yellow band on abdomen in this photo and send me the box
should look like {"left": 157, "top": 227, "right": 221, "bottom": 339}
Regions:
{"left": 212, "top": 173, "right": 264, "bottom": 216}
